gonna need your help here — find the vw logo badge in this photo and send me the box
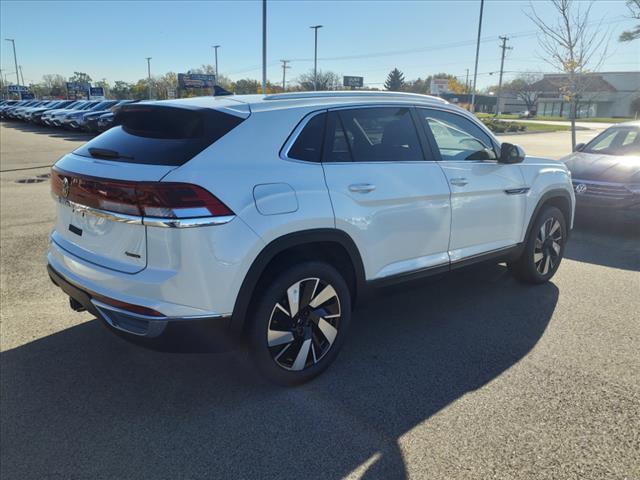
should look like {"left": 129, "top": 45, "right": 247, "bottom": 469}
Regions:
{"left": 62, "top": 177, "right": 70, "bottom": 198}
{"left": 575, "top": 183, "right": 587, "bottom": 194}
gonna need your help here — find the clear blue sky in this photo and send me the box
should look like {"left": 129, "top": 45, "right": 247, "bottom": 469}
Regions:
{"left": 1, "top": 0, "right": 638, "bottom": 88}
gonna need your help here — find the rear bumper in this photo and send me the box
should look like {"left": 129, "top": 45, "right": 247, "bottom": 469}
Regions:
{"left": 48, "top": 264, "right": 231, "bottom": 338}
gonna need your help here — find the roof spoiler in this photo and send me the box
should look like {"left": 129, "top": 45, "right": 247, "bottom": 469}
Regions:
{"left": 213, "top": 86, "right": 233, "bottom": 96}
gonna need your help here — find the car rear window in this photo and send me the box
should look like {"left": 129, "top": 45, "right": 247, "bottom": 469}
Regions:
{"left": 73, "top": 105, "right": 245, "bottom": 166}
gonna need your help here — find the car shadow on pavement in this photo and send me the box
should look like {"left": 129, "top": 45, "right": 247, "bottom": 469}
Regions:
{"left": 0, "top": 119, "right": 94, "bottom": 142}
{"left": 1, "top": 264, "right": 557, "bottom": 479}
{"left": 565, "top": 218, "right": 640, "bottom": 271}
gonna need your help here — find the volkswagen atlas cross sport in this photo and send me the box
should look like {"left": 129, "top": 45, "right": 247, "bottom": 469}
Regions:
{"left": 47, "top": 92, "right": 575, "bottom": 385}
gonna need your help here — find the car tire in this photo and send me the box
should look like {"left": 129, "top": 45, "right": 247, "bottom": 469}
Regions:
{"left": 508, "top": 206, "right": 567, "bottom": 284}
{"left": 248, "top": 261, "right": 351, "bottom": 385}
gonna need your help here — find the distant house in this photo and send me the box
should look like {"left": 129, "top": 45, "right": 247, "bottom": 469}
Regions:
{"left": 534, "top": 72, "right": 639, "bottom": 118}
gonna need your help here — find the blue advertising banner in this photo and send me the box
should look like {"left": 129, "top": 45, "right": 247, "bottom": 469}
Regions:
{"left": 89, "top": 87, "right": 105, "bottom": 97}
{"left": 178, "top": 73, "right": 216, "bottom": 89}
{"left": 20, "top": 92, "right": 35, "bottom": 100}
{"left": 8, "top": 85, "right": 28, "bottom": 93}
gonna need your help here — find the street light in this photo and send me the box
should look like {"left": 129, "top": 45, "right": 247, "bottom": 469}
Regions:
{"left": 5, "top": 38, "right": 19, "bottom": 87}
{"left": 212, "top": 45, "right": 220, "bottom": 86}
{"left": 309, "top": 25, "right": 323, "bottom": 91}
{"left": 145, "top": 57, "right": 152, "bottom": 99}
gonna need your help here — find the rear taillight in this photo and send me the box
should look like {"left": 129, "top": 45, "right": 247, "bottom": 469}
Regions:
{"left": 51, "top": 167, "right": 233, "bottom": 218}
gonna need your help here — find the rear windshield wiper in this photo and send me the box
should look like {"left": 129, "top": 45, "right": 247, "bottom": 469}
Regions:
{"left": 88, "top": 147, "right": 134, "bottom": 161}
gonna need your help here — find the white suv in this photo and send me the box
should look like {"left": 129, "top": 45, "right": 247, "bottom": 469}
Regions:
{"left": 47, "top": 92, "right": 575, "bottom": 384}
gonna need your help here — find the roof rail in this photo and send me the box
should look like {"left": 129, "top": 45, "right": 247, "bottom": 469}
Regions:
{"left": 264, "top": 90, "right": 448, "bottom": 103}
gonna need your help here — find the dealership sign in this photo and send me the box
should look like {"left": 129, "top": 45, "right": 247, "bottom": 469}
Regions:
{"left": 178, "top": 73, "right": 215, "bottom": 89}
{"left": 429, "top": 78, "right": 450, "bottom": 95}
{"left": 343, "top": 76, "right": 364, "bottom": 88}
{"left": 89, "top": 87, "right": 105, "bottom": 99}
{"left": 8, "top": 85, "right": 28, "bottom": 93}
{"left": 66, "top": 81, "right": 90, "bottom": 92}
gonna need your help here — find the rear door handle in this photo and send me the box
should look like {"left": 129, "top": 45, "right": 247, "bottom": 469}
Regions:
{"left": 349, "top": 183, "right": 376, "bottom": 193}
{"left": 449, "top": 177, "right": 468, "bottom": 187}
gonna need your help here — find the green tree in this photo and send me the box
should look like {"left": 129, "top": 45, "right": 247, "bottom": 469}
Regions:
{"left": 384, "top": 68, "right": 405, "bottom": 91}
{"left": 129, "top": 79, "right": 149, "bottom": 100}
{"left": 41, "top": 74, "right": 67, "bottom": 97}
{"left": 232, "top": 78, "right": 260, "bottom": 94}
{"left": 620, "top": 0, "right": 640, "bottom": 41}
{"left": 111, "top": 81, "right": 132, "bottom": 99}
{"left": 68, "top": 71, "right": 92, "bottom": 85}
{"left": 403, "top": 78, "right": 428, "bottom": 94}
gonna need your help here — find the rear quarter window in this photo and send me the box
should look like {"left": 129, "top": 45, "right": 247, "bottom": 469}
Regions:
{"left": 73, "top": 105, "right": 244, "bottom": 166}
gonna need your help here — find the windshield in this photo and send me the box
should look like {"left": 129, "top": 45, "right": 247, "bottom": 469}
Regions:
{"left": 583, "top": 126, "right": 640, "bottom": 156}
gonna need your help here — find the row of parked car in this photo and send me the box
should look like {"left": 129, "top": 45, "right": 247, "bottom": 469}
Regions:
{"left": 0, "top": 98, "right": 136, "bottom": 133}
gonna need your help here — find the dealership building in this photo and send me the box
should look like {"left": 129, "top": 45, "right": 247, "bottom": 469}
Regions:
{"left": 534, "top": 71, "right": 639, "bottom": 118}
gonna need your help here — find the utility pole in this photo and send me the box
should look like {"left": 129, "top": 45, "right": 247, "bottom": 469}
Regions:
{"left": 212, "top": 45, "right": 220, "bottom": 85}
{"left": 19, "top": 65, "right": 24, "bottom": 87}
{"left": 495, "top": 35, "right": 512, "bottom": 115}
{"left": 145, "top": 57, "right": 152, "bottom": 99}
{"left": 262, "top": 0, "right": 267, "bottom": 94}
{"left": 5, "top": 38, "right": 19, "bottom": 86}
{"left": 280, "top": 59, "right": 290, "bottom": 91}
{"left": 310, "top": 25, "right": 323, "bottom": 90}
{"left": 465, "top": 68, "right": 470, "bottom": 93}
{"left": 470, "top": 0, "right": 484, "bottom": 113}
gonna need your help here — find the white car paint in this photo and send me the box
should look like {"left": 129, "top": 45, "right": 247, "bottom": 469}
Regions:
{"left": 47, "top": 91, "right": 574, "bottom": 336}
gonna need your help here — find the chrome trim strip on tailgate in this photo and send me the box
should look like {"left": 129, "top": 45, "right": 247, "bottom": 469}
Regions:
{"left": 53, "top": 194, "right": 234, "bottom": 228}
{"left": 142, "top": 216, "right": 235, "bottom": 228}
{"left": 54, "top": 195, "right": 142, "bottom": 224}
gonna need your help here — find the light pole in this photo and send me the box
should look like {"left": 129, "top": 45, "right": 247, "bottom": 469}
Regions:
{"left": 310, "top": 25, "right": 323, "bottom": 90}
{"left": 212, "top": 45, "right": 220, "bottom": 85}
{"left": 145, "top": 57, "right": 152, "bottom": 99}
{"left": 470, "top": 0, "right": 484, "bottom": 113}
{"left": 262, "top": 0, "right": 267, "bottom": 94}
{"left": 5, "top": 38, "right": 19, "bottom": 86}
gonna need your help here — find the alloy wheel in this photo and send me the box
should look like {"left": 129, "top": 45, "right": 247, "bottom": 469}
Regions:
{"left": 267, "top": 277, "right": 341, "bottom": 371}
{"left": 534, "top": 217, "right": 563, "bottom": 275}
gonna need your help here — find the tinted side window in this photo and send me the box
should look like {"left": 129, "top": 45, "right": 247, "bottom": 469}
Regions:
{"left": 288, "top": 112, "right": 326, "bottom": 162}
{"left": 418, "top": 108, "right": 496, "bottom": 161}
{"left": 324, "top": 107, "right": 423, "bottom": 162}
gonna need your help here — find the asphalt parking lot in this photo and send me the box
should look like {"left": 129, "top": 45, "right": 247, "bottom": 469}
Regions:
{"left": 1, "top": 121, "right": 638, "bottom": 480}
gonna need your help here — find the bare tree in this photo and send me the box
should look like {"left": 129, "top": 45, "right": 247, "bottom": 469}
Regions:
{"left": 296, "top": 70, "right": 341, "bottom": 91}
{"left": 527, "top": 0, "right": 609, "bottom": 150}
{"left": 504, "top": 73, "right": 542, "bottom": 113}
{"left": 619, "top": 0, "right": 640, "bottom": 41}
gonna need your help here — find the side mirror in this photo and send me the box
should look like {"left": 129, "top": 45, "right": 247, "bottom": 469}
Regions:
{"left": 574, "top": 143, "right": 585, "bottom": 152}
{"left": 499, "top": 142, "right": 525, "bottom": 164}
